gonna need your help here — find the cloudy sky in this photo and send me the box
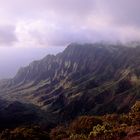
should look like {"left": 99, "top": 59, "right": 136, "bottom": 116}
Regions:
{"left": 0, "top": 0, "right": 140, "bottom": 79}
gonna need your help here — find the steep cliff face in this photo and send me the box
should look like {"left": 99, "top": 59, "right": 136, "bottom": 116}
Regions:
{"left": 0, "top": 43, "right": 140, "bottom": 121}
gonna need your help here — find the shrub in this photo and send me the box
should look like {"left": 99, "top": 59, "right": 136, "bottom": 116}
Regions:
{"left": 69, "top": 116, "right": 103, "bottom": 135}
{"left": 88, "top": 124, "right": 115, "bottom": 140}
{"left": 0, "top": 126, "right": 50, "bottom": 140}
{"left": 131, "top": 101, "right": 140, "bottom": 113}
{"left": 50, "top": 126, "right": 69, "bottom": 140}
{"left": 69, "top": 134, "right": 87, "bottom": 140}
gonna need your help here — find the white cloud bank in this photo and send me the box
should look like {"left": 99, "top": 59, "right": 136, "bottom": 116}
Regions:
{"left": 0, "top": 0, "right": 140, "bottom": 47}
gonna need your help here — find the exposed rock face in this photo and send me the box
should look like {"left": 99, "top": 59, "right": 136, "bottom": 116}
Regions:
{"left": 0, "top": 43, "right": 140, "bottom": 121}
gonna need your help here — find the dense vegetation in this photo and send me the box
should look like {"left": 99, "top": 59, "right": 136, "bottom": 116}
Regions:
{"left": 0, "top": 101, "right": 139, "bottom": 140}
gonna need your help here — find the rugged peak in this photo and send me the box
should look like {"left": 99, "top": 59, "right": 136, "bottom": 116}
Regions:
{"left": 64, "top": 42, "right": 123, "bottom": 53}
{"left": 5, "top": 43, "right": 124, "bottom": 86}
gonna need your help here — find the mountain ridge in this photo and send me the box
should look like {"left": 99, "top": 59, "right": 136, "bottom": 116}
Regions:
{"left": 0, "top": 43, "right": 140, "bottom": 122}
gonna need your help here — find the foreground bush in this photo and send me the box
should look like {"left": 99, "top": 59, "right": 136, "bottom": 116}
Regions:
{"left": 50, "top": 126, "right": 69, "bottom": 140}
{"left": 69, "top": 116, "right": 103, "bottom": 135}
{"left": 0, "top": 126, "right": 50, "bottom": 140}
{"left": 0, "top": 101, "right": 140, "bottom": 140}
